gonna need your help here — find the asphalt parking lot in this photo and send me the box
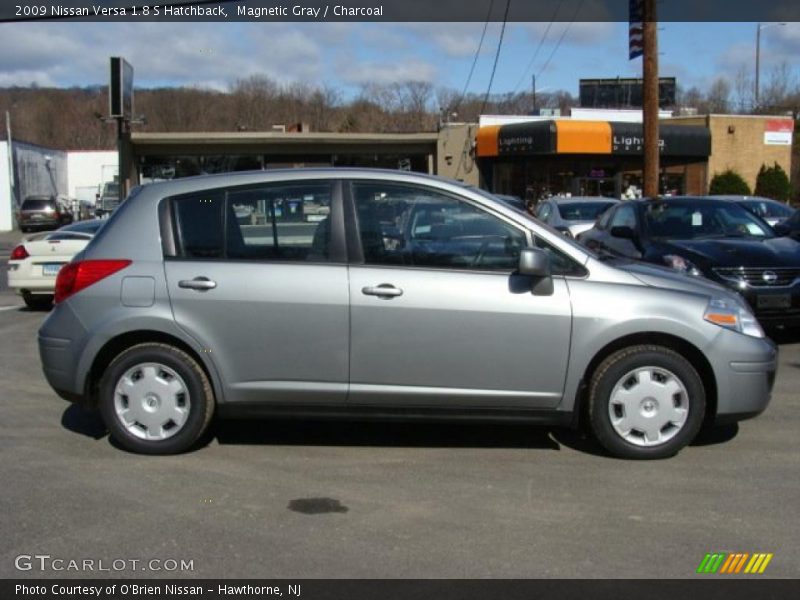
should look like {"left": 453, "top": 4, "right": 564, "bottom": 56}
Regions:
{"left": 1, "top": 232, "right": 799, "bottom": 579}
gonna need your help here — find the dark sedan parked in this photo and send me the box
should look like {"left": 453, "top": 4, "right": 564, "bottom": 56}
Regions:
{"left": 577, "top": 197, "right": 800, "bottom": 328}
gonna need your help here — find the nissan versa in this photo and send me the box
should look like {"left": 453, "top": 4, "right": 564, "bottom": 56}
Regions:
{"left": 38, "top": 169, "right": 777, "bottom": 459}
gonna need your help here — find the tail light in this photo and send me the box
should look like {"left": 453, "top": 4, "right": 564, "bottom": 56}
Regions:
{"left": 54, "top": 260, "right": 131, "bottom": 304}
{"left": 10, "top": 245, "right": 29, "bottom": 260}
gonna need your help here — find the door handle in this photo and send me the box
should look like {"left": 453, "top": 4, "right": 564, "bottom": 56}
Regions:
{"left": 178, "top": 277, "right": 217, "bottom": 291}
{"left": 362, "top": 284, "right": 403, "bottom": 298}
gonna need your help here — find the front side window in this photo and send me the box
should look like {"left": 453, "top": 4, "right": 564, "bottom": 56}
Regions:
{"left": 609, "top": 204, "right": 638, "bottom": 230}
{"left": 536, "top": 203, "right": 552, "bottom": 221}
{"left": 170, "top": 181, "right": 334, "bottom": 261}
{"left": 353, "top": 182, "right": 526, "bottom": 271}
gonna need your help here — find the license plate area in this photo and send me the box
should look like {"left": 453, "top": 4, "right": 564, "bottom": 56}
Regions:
{"left": 757, "top": 294, "right": 791, "bottom": 309}
{"left": 42, "top": 263, "right": 63, "bottom": 276}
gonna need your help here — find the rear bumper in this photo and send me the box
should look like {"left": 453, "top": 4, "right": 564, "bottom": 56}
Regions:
{"left": 8, "top": 276, "right": 56, "bottom": 294}
{"left": 39, "top": 334, "right": 80, "bottom": 400}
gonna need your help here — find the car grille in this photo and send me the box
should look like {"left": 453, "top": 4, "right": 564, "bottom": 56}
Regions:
{"left": 713, "top": 267, "right": 800, "bottom": 288}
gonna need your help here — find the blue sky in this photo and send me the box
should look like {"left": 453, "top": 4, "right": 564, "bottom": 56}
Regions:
{"left": 0, "top": 21, "right": 798, "bottom": 101}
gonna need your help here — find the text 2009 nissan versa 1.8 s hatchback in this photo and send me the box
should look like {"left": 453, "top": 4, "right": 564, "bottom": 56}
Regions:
{"left": 38, "top": 169, "right": 777, "bottom": 459}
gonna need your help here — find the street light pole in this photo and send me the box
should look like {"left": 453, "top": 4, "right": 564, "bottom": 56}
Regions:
{"left": 755, "top": 22, "right": 786, "bottom": 109}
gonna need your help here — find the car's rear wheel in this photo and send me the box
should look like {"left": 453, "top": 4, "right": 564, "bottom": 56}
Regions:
{"left": 588, "top": 345, "right": 705, "bottom": 459}
{"left": 22, "top": 293, "right": 53, "bottom": 310}
{"left": 98, "top": 343, "right": 215, "bottom": 454}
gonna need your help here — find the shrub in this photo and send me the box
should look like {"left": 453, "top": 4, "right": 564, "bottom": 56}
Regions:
{"left": 754, "top": 162, "right": 792, "bottom": 202}
{"left": 709, "top": 169, "right": 751, "bottom": 196}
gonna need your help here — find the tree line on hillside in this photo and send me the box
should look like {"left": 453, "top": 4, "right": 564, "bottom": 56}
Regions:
{"left": 0, "top": 63, "right": 798, "bottom": 152}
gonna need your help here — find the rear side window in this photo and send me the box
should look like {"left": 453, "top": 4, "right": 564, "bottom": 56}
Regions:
{"left": 169, "top": 181, "right": 334, "bottom": 261}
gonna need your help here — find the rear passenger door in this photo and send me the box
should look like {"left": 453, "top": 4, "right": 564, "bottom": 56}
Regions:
{"left": 163, "top": 179, "right": 350, "bottom": 406}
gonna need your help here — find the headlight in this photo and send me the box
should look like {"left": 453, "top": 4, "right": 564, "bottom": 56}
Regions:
{"left": 664, "top": 254, "right": 702, "bottom": 277}
{"left": 704, "top": 297, "right": 764, "bottom": 338}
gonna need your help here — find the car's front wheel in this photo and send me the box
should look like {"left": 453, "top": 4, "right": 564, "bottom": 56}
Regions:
{"left": 588, "top": 345, "right": 705, "bottom": 459}
{"left": 98, "top": 343, "right": 215, "bottom": 454}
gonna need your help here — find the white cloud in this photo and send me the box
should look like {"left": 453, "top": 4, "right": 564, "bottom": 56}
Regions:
{"left": 337, "top": 58, "right": 438, "bottom": 86}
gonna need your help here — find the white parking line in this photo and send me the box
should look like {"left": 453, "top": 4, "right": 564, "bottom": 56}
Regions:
{"left": 0, "top": 305, "right": 21, "bottom": 311}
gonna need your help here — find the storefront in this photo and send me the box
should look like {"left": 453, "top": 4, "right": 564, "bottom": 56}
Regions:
{"left": 128, "top": 131, "right": 440, "bottom": 185}
{"left": 476, "top": 120, "right": 711, "bottom": 202}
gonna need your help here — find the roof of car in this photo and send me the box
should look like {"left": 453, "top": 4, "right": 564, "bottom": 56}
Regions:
{"left": 550, "top": 196, "right": 619, "bottom": 205}
{"left": 708, "top": 195, "right": 781, "bottom": 203}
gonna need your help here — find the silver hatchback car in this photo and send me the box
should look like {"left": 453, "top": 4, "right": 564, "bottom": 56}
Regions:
{"left": 38, "top": 169, "right": 777, "bottom": 459}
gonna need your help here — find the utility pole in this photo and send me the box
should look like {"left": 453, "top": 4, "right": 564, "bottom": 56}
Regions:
{"left": 642, "top": 0, "right": 659, "bottom": 197}
{"left": 755, "top": 22, "right": 787, "bottom": 109}
{"left": 532, "top": 74, "right": 537, "bottom": 114}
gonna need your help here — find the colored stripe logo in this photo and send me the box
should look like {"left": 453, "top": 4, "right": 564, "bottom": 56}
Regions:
{"left": 697, "top": 553, "right": 773, "bottom": 574}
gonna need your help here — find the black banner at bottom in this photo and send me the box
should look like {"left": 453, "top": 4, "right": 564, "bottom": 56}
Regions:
{"left": 3, "top": 579, "right": 799, "bottom": 600}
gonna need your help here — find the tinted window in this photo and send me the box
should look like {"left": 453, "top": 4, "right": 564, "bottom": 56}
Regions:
{"left": 645, "top": 201, "right": 773, "bottom": 239}
{"left": 536, "top": 203, "right": 552, "bottom": 220}
{"left": 353, "top": 182, "right": 526, "bottom": 271}
{"left": 533, "top": 236, "right": 587, "bottom": 277}
{"left": 22, "top": 198, "right": 55, "bottom": 211}
{"left": 596, "top": 206, "right": 614, "bottom": 230}
{"left": 225, "top": 182, "right": 332, "bottom": 261}
{"left": 558, "top": 202, "right": 615, "bottom": 221}
{"left": 609, "top": 204, "right": 637, "bottom": 229}
{"left": 173, "top": 192, "right": 225, "bottom": 258}
{"left": 171, "top": 182, "right": 333, "bottom": 261}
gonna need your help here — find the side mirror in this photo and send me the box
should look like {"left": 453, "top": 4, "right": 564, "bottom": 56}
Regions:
{"left": 772, "top": 223, "right": 789, "bottom": 237}
{"left": 610, "top": 225, "right": 637, "bottom": 240}
{"left": 519, "top": 247, "right": 551, "bottom": 277}
{"left": 519, "top": 248, "right": 554, "bottom": 296}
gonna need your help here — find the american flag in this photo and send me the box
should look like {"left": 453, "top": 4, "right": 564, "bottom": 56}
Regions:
{"left": 629, "top": 0, "right": 643, "bottom": 59}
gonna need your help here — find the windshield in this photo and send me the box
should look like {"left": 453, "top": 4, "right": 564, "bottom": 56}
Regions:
{"left": 103, "top": 183, "right": 120, "bottom": 196}
{"left": 644, "top": 201, "right": 774, "bottom": 240}
{"left": 59, "top": 220, "right": 105, "bottom": 234}
{"left": 740, "top": 199, "right": 794, "bottom": 220}
{"left": 559, "top": 202, "right": 615, "bottom": 222}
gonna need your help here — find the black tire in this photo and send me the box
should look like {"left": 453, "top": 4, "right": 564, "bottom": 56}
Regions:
{"left": 22, "top": 293, "right": 53, "bottom": 310}
{"left": 98, "top": 343, "right": 215, "bottom": 455}
{"left": 588, "top": 345, "right": 705, "bottom": 459}
{"left": 20, "top": 226, "right": 28, "bottom": 233}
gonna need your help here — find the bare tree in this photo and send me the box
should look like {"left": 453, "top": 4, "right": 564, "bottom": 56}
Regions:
{"left": 733, "top": 66, "right": 753, "bottom": 113}
{"left": 707, "top": 77, "right": 731, "bottom": 113}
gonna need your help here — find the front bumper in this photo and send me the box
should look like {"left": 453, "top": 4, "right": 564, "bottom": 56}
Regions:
{"left": 711, "top": 330, "right": 777, "bottom": 421}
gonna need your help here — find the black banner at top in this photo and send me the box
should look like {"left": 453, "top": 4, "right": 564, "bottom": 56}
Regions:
{"left": 2, "top": 0, "right": 800, "bottom": 22}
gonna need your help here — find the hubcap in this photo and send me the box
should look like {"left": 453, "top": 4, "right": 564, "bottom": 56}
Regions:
{"left": 113, "top": 362, "right": 190, "bottom": 441}
{"left": 608, "top": 366, "right": 689, "bottom": 447}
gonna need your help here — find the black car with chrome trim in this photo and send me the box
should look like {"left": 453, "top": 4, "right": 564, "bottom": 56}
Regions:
{"left": 577, "top": 196, "right": 800, "bottom": 328}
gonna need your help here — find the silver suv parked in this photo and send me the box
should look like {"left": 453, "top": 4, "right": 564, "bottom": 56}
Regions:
{"left": 38, "top": 169, "right": 777, "bottom": 458}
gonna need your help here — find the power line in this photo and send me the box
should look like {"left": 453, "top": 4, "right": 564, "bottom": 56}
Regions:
{"left": 479, "top": 0, "right": 512, "bottom": 116}
{"left": 511, "top": 0, "right": 565, "bottom": 94}
{"left": 536, "top": 0, "right": 584, "bottom": 84}
{"left": 452, "top": 0, "right": 496, "bottom": 116}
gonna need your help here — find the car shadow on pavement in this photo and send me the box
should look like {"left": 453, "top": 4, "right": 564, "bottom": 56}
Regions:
{"left": 215, "top": 419, "right": 561, "bottom": 450}
{"left": 61, "top": 404, "right": 107, "bottom": 440}
{"left": 551, "top": 423, "right": 740, "bottom": 459}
